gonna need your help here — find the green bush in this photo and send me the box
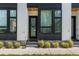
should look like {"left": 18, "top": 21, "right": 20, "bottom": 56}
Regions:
{"left": 14, "top": 42, "right": 21, "bottom": 48}
{"left": 44, "top": 41, "right": 51, "bottom": 48}
{"left": 0, "top": 41, "right": 4, "bottom": 48}
{"left": 52, "top": 41, "right": 59, "bottom": 48}
{"left": 66, "top": 40, "right": 73, "bottom": 48}
{"left": 60, "top": 41, "right": 69, "bottom": 48}
{"left": 38, "top": 40, "right": 45, "bottom": 48}
{"left": 6, "top": 41, "right": 13, "bottom": 48}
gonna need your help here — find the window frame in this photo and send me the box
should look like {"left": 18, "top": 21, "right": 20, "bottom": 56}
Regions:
{"left": 0, "top": 8, "right": 17, "bottom": 34}
{"left": 0, "top": 10, "right": 7, "bottom": 27}
{"left": 54, "top": 10, "right": 62, "bottom": 34}
{"left": 40, "top": 10, "right": 53, "bottom": 34}
{"left": 9, "top": 9, "right": 17, "bottom": 33}
{"left": 40, "top": 9, "right": 62, "bottom": 34}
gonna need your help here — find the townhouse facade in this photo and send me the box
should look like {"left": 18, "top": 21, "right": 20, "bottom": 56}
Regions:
{"left": 0, "top": 3, "right": 79, "bottom": 44}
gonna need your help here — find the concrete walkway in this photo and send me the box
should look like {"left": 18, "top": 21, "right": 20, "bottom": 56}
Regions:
{"left": 0, "top": 47, "right": 79, "bottom": 54}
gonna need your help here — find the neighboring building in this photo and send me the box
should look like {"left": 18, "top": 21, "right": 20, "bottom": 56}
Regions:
{"left": 0, "top": 3, "right": 79, "bottom": 44}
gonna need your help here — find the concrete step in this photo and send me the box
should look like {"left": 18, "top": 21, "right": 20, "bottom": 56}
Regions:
{"left": 74, "top": 45, "right": 79, "bottom": 47}
{"left": 74, "top": 42, "right": 79, "bottom": 44}
{"left": 26, "top": 41, "right": 38, "bottom": 44}
{"left": 26, "top": 41, "right": 38, "bottom": 47}
{"left": 26, "top": 44, "right": 38, "bottom": 47}
{"left": 74, "top": 42, "right": 79, "bottom": 47}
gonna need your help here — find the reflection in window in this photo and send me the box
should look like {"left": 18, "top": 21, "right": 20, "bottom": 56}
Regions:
{"left": 10, "top": 10, "right": 16, "bottom": 33}
{"left": 10, "top": 18, "right": 16, "bottom": 33}
{"left": 10, "top": 10, "right": 16, "bottom": 17}
{"left": 54, "top": 10, "right": 61, "bottom": 33}
{"left": 0, "top": 10, "right": 7, "bottom": 33}
{"left": 41, "top": 10, "right": 52, "bottom": 26}
{"left": 55, "top": 18, "right": 61, "bottom": 33}
{"left": 55, "top": 10, "right": 61, "bottom": 17}
{"left": 40, "top": 10, "right": 52, "bottom": 33}
{"left": 31, "top": 18, "right": 36, "bottom": 37}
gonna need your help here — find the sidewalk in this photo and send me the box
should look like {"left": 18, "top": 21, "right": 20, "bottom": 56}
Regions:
{"left": 0, "top": 47, "right": 78, "bottom": 54}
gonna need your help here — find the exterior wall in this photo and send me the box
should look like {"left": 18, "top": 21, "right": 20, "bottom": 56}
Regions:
{"left": 0, "top": 3, "right": 17, "bottom": 40}
{"left": 17, "top": 3, "right": 28, "bottom": 41}
{"left": 76, "top": 11, "right": 79, "bottom": 40}
{"left": 27, "top": 3, "right": 62, "bottom": 40}
{"left": 72, "top": 10, "right": 79, "bottom": 40}
{"left": 62, "top": 3, "right": 71, "bottom": 41}
{"left": 0, "top": 3, "right": 17, "bottom": 8}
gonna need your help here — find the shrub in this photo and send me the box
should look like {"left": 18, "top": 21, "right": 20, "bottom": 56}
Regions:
{"left": 44, "top": 41, "right": 51, "bottom": 48}
{"left": 52, "top": 41, "right": 59, "bottom": 48}
{"left": 0, "top": 41, "right": 4, "bottom": 48}
{"left": 14, "top": 41, "right": 21, "bottom": 48}
{"left": 38, "top": 40, "right": 45, "bottom": 48}
{"left": 66, "top": 40, "right": 73, "bottom": 48}
{"left": 6, "top": 41, "right": 13, "bottom": 48}
{"left": 60, "top": 41, "right": 69, "bottom": 48}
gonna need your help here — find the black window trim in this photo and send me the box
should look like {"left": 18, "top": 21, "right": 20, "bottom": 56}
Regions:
{"left": 54, "top": 10, "right": 62, "bottom": 34}
{"left": 9, "top": 9, "right": 17, "bottom": 33}
{"left": 0, "top": 8, "right": 17, "bottom": 34}
{"left": 39, "top": 9, "right": 62, "bottom": 34}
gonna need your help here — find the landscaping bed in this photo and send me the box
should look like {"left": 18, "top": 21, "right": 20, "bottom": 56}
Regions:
{"left": 0, "top": 39, "right": 74, "bottom": 49}
{"left": 0, "top": 41, "right": 26, "bottom": 49}
{"left": 38, "top": 39, "right": 74, "bottom": 48}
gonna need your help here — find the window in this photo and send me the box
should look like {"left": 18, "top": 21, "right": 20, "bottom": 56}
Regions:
{"left": 54, "top": 10, "right": 61, "bottom": 33}
{"left": 0, "top": 9, "right": 16, "bottom": 33}
{"left": 10, "top": 18, "right": 16, "bottom": 33}
{"left": 55, "top": 18, "right": 61, "bottom": 33}
{"left": 10, "top": 10, "right": 16, "bottom": 33}
{"left": 40, "top": 10, "right": 52, "bottom": 33}
{"left": 40, "top": 10, "right": 61, "bottom": 34}
{"left": 55, "top": 10, "right": 61, "bottom": 17}
{"left": 10, "top": 10, "right": 16, "bottom": 17}
{"left": 0, "top": 10, "right": 7, "bottom": 33}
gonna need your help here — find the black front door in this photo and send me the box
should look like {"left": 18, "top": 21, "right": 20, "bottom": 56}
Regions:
{"left": 72, "top": 16, "right": 76, "bottom": 40}
{"left": 29, "top": 16, "right": 37, "bottom": 40}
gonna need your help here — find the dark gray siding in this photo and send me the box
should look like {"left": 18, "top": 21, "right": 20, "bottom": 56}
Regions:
{"left": 28, "top": 3, "right": 62, "bottom": 40}
{"left": 0, "top": 3, "right": 17, "bottom": 8}
{"left": 27, "top": 3, "right": 61, "bottom": 9}
{"left": 72, "top": 3, "right": 79, "bottom": 8}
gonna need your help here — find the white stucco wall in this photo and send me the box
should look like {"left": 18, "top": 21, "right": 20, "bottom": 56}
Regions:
{"left": 62, "top": 3, "right": 71, "bottom": 41}
{"left": 76, "top": 11, "right": 79, "bottom": 40}
{"left": 17, "top": 3, "right": 28, "bottom": 41}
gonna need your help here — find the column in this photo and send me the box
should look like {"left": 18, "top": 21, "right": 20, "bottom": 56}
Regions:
{"left": 17, "top": 3, "right": 28, "bottom": 41}
{"left": 76, "top": 11, "right": 79, "bottom": 40}
{"left": 62, "top": 3, "right": 71, "bottom": 41}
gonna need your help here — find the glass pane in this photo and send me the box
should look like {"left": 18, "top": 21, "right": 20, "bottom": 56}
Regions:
{"left": 10, "top": 10, "right": 16, "bottom": 17}
{"left": 0, "top": 10, "right": 7, "bottom": 26}
{"left": 31, "top": 18, "right": 36, "bottom": 27}
{"left": 10, "top": 18, "right": 16, "bottom": 32}
{"left": 0, "top": 10, "right": 7, "bottom": 33}
{"left": 55, "top": 18, "right": 61, "bottom": 33}
{"left": 31, "top": 27, "right": 36, "bottom": 37}
{"left": 41, "top": 28, "right": 51, "bottom": 33}
{"left": 55, "top": 10, "right": 61, "bottom": 17}
{"left": 40, "top": 10, "right": 52, "bottom": 33}
{"left": 30, "top": 18, "right": 36, "bottom": 37}
{"left": 41, "top": 10, "right": 52, "bottom": 26}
